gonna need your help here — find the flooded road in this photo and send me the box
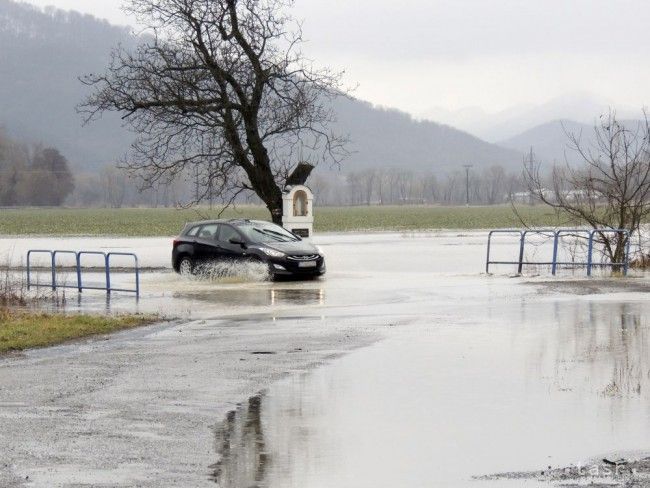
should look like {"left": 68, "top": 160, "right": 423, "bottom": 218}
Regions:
{"left": 1, "top": 232, "right": 649, "bottom": 487}
{"left": 229, "top": 299, "right": 650, "bottom": 488}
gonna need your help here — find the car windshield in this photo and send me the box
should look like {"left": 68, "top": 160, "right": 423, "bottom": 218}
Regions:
{"left": 237, "top": 222, "right": 300, "bottom": 243}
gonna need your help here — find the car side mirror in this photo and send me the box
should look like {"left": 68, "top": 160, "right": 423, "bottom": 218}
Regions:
{"left": 229, "top": 237, "right": 246, "bottom": 248}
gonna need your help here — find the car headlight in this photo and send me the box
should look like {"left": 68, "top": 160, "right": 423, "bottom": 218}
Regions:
{"left": 261, "top": 247, "right": 285, "bottom": 258}
{"left": 316, "top": 245, "right": 324, "bottom": 255}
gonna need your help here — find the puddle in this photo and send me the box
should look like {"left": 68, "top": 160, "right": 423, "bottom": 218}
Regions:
{"left": 210, "top": 299, "right": 650, "bottom": 488}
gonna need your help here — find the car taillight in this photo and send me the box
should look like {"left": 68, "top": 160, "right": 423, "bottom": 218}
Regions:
{"left": 173, "top": 239, "right": 180, "bottom": 247}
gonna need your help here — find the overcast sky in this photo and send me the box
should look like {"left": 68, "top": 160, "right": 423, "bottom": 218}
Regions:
{"left": 22, "top": 0, "right": 650, "bottom": 119}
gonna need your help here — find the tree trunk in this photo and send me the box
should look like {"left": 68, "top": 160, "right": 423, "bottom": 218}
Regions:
{"left": 286, "top": 163, "right": 314, "bottom": 187}
{"left": 268, "top": 201, "right": 283, "bottom": 225}
{"left": 612, "top": 233, "right": 627, "bottom": 273}
{"left": 255, "top": 183, "right": 283, "bottom": 225}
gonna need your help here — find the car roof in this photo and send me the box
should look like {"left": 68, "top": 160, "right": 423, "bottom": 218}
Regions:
{"left": 183, "top": 219, "right": 267, "bottom": 228}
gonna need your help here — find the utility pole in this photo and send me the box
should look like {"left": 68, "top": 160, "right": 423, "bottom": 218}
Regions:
{"left": 527, "top": 147, "right": 535, "bottom": 206}
{"left": 194, "top": 165, "right": 200, "bottom": 203}
{"left": 463, "top": 164, "right": 473, "bottom": 206}
{"left": 207, "top": 162, "right": 214, "bottom": 210}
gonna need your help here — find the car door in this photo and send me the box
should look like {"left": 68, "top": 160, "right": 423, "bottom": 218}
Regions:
{"left": 216, "top": 224, "right": 247, "bottom": 262}
{"left": 194, "top": 223, "right": 222, "bottom": 262}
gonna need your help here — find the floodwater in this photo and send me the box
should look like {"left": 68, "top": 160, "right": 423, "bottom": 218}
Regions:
{"left": 0, "top": 230, "right": 622, "bottom": 319}
{"left": 218, "top": 299, "right": 650, "bottom": 488}
{"left": 1, "top": 231, "right": 649, "bottom": 487}
{"left": 1, "top": 232, "right": 503, "bottom": 318}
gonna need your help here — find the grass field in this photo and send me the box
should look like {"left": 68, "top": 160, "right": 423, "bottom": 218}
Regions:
{"left": 0, "top": 309, "right": 156, "bottom": 353}
{"left": 0, "top": 205, "right": 568, "bottom": 236}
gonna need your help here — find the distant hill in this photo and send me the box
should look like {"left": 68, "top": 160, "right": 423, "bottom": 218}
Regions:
{"left": 499, "top": 120, "right": 594, "bottom": 165}
{"left": 0, "top": 0, "right": 138, "bottom": 169}
{"left": 332, "top": 98, "right": 524, "bottom": 174}
{"left": 0, "top": 0, "right": 524, "bottom": 175}
{"left": 422, "top": 93, "right": 641, "bottom": 143}
{"left": 500, "top": 118, "right": 647, "bottom": 166}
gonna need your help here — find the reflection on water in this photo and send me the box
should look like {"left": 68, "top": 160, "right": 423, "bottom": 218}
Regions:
{"left": 209, "top": 299, "right": 650, "bottom": 488}
{"left": 175, "top": 288, "right": 325, "bottom": 307}
{"left": 545, "top": 302, "right": 650, "bottom": 398}
{"left": 211, "top": 396, "right": 268, "bottom": 488}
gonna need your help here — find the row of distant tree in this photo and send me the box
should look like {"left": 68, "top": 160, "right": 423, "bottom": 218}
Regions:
{"left": 310, "top": 166, "right": 527, "bottom": 207}
{"left": 67, "top": 164, "right": 528, "bottom": 209}
{"left": 0, "top": 129, "right": 528, "bottom": 208}
{"left": 0, "top": 129, "right": 526, "bottom": 209}
{"left": 0, "top": 132, "right": 75, "bottom": 206}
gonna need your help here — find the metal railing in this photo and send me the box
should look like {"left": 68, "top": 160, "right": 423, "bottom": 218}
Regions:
{"left": 27, "top": 250, "right": 140, "bottom": 297}
{"left": 486, "top": 228, "right": 630, "bottom": 276}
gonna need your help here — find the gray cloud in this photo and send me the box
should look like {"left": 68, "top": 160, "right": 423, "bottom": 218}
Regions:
{"left": 20, "top": 0, "right": 650, "bottom": 120}
{"left": 294, "top": 0, "right": 650, "bottom": 61}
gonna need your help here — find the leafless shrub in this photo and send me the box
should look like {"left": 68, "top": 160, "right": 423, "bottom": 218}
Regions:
{"left": 0, "top": 268, "right": 28, "bottom": 307}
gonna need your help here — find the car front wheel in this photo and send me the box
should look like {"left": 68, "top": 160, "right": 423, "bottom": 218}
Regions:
{"left": 178, "top": 256, "right": 194, "bottom": 276}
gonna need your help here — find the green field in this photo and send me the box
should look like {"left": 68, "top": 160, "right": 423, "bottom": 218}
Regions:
{"left": 0, "top": 205, "right": 568, "bottom": 236}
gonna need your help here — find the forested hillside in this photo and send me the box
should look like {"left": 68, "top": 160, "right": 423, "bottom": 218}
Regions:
{"left": 0, "top": 0, "right": 523, "bottom": 175}
{"left": 0, "top": 0, "right": 136, "bottom": 168}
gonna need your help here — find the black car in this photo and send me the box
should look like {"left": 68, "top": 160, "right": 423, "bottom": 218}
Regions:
{"left": 172, "top": 219, "right": 325, "bottom": 279}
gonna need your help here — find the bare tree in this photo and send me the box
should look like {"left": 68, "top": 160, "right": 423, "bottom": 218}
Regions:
{"left": 395, "top": 170, "right": 414, "bottom": 204}
{"left": 359, "top": 169, "right": 376, "bottom": 205}
{"left": 421, "top": 173, "right": 438, "bottom": 203}
{"left": 309, "top": 174, "right": 331, "bottom": 206}
{"left": 345, "top": 171, "right": 362, "bottom": 205}
{"left": 524, "top": 112, "right": 650, "bottom": 267}
{"left": 101, "top": 166, "right": 128, "bottom": 208}
{"left": 81, "top": 0, "right": 347, "bottom": 224}
{"left": 441, "top": 171, "right": 461, "bottom": 204}
{"left": 375, "top": 169, "right": 386, "bottom": 205}
{"left": 482, "top": 165, "right": 506, "bottom": 205}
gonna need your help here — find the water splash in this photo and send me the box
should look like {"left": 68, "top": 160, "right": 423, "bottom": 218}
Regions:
{"left": 188, "top": 260, "right": 271, "bottom": 283}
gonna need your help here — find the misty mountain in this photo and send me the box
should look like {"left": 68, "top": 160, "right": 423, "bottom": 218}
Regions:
{"left": 499, "top": 120, "right": 594, "bottom": 165}
{"left": 422, "top": 93, "right": 641, "bottom": 143}
{"left": 501, "top": 118, "right": 648, "bottom": 167}
{"left": 332, "top": 99, "right": 523, "bottom": 174}
{"left": 0, "top": 0, "right": 138, "bottom": 168}
{"left": 0, "top": 0, "right": 523, "bottom": 175}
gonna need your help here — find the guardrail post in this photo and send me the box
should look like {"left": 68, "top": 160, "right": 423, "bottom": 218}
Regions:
{"left": 587, "top": 231, "right": 595, "bottom": 277}
{"left": 486, "top": 231, "right": 494, "bottom": 274}
{"left": 134, "top": 256, "right": 140, "bottom": 298}
{"left": 105, "top": 255, "right": 111, "bottom": 294}
{"left": 551, "top": 231, "right": 560, "bottom": 276}
{"left": 51, "top": 252, "right": 57, "bottom": 291}
{"left": 517, "top": 231, "right": 526, "bottom": 275}
{"left": 27, "top": 251, "right": 32, "bottom": 290}
{"left": 76, "top": 252, "right": 82, "bottom": 293}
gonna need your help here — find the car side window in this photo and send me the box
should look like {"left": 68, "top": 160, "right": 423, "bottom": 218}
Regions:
{"left": 198, "top": 224, "right": 219, "bottom": 239}
{"left": 186, "top": 226, "right": 200, "bottom": 237}
{"left": 218, "top": 225, "right": 241, "bottom": 243}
